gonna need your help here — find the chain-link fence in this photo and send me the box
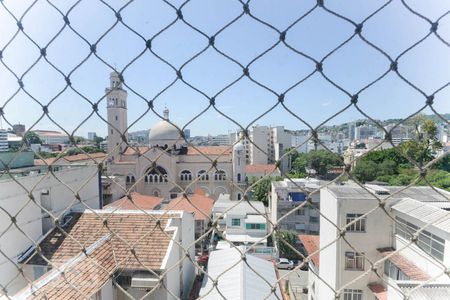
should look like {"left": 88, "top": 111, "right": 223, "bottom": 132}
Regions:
{"left": 0, "top": 0, "right": 450, "bottom": 299}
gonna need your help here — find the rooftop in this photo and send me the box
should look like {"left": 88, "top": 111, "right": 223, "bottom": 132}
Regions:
{"left": 298, "top": 234, "right": 320, "bottom": 268}
{"left": 379, "top": 249, "right": 430, "bottom": 281}
{"left": 18, "top": 210, "right": 184, "bottom": 299}
{"left": 245, "top": 164, "right": 279, "bottom": 174}
{"left": 162, "top": 192, "right": 214, "bottom": 221}
{"left": 104, "top": 192, "right": 163, "bottom": 210}
{"left": 199, "top": 247, "right": 281, "bottom": 300}
{"left": 326, "top": 185, "right": 450, "bottom": 203}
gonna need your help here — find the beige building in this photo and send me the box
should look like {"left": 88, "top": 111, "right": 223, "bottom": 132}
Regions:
{"left": 104, "top": 72, "right": 246, "bottom": 202}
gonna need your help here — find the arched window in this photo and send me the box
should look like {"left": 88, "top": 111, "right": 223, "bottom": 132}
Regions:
{"left": 197, "top": 170, "right": 209, "bottom": 181}
{"left": 237, "top": 173, "right": 241, "bottom": 182}
{"left": 180, "top": 170, "right": 193, "bottom": 181}
{"left": 145, "top": 166, "right": 168, "bottom": 184}
{"left": 145, "top": 176, "right": 148, "bottom": 183}
{"left": 131, "top": 176, "right": 135, "bottom": 183}
{"left": 237, "top": 193, "right": 242, "bottom": 200}
{"left": 214, "top": 170, "right": 226, "bottom": 181}
{"left": 126, "top": 176, "right": 131, "bottom": 183}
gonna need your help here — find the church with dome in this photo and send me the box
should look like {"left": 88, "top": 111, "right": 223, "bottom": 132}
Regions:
{"left": 104, "top": 72, "right": 247, "bottom": 201}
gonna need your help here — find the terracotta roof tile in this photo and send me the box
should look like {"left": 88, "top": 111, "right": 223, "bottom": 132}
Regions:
{"left": 34, "top": 152, "right": 105, "bottom": 165}
{"left": 298, "top": 234, "right": 320, "bottom": 268}
{"left": 379, "top": 250, "right": 430, "bottom": 281}
{"left": 104, "top": 192, "right": 163, "bottom": 210}
{"left": 245, "top": 164, "right": 279, "bottom": 174}
{"left": 162, "top": 193, "right": 214, "bottom": 221}
{"left": 187, "top": 146, "right": 232, "bottom": 156}
{"left": 368, "top": 283, "right": 387, "bottom": 300}
{"left": 20, "top": 211, "right": 181, "bottom": 299}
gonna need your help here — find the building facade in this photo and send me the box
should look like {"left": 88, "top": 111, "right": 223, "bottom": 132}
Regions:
{"left": 0, "top": 165, "right": 99, "bottom": 295}
{"left": 0, "top": 129, "right": 8, "bottom": 152}
{"left": 317, "top": 184, "right": 450, "bottom": 300}
{"left": 104, "top": 72, "right": 246, "bottom": 201}
{"left": 269, "top": 178, "right": 321, "bottom": 235}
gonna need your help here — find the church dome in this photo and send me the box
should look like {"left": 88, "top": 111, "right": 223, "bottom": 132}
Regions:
{"left": 149, "top": 108, "right": 181, "bottom": 146}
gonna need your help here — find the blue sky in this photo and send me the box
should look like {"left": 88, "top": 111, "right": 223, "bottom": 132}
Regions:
{"left": 0, "top": 0, "right": 449, "bottom": 137}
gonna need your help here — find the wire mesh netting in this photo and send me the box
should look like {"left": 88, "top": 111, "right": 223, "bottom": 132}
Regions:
{"left": 0, "top": 0, "right": 450, "bottom": 299}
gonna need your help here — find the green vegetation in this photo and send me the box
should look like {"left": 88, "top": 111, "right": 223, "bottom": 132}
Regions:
{"left": 23, "top": 131, "right": 42, "bottom": 145}
{"left": 352, "top": 117, "right": 450, "bottom": 191}
{"left": 289, "top": 149, "right": 343, "bottom": 178}
{"left": 276, "top": 230, "right": 301, "bottom": 260}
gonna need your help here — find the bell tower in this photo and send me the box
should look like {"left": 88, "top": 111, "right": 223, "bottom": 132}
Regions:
{"left": 106, "top": 71, "right": 128, "bottom": 160}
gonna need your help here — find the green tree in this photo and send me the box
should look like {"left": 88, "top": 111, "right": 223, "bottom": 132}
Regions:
{"left": 251, "top": 177, "right": 272, "bottom": 206}
{"left": 290, "top": 150, "right": 342, "bottom": 177}
{"left": 24, "top": 131, "right": 42, "bottom": 144}
{"left": 352, "top": 161, "right": 379, "bottom": 182}
{"left": 276, "top": 230, "right": 300, "bottom": 260}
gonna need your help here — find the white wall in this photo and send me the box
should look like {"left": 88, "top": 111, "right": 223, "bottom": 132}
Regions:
{"left": 0, "top": 165, "right": 99, "bottom": 295}
{"left": 318, "top": 189, "right": 338, "bottom": 300}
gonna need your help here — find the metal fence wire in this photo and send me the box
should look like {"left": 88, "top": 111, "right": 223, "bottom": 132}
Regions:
{"left": 0, "top": 0, "right": 449, "bottom": 299}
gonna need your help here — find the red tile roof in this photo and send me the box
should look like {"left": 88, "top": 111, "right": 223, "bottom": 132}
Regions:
{"left": 298, "top": 234, "right": 320, "bottom": 268}
{"left": 20, "top": 211, "right": 181, "bottom": 299}
{"left": 162, "top": 192, "right": 214, "bottom": 221}
{"left": 104, "top": 192, "right": 163, "bottom": 210}
{"left": 187, "top": 146, "right": 232, "bottom": 156}
{"left": 245, "top": 164, "right": 279, "bottom": 174}
{"left": 34, "top": 152, "right": 106, "bottom": 165}
{"left": 379, "top": 250, "right": 430, "bottom": 281}
{"left": 368, "top": 283, "right": 387, "bottom": 300}
{"left": 123, "top": 146, "right": 232, "bottom": 156}
{"left": 123, "top": 146, "right": 150, "bottom": 155}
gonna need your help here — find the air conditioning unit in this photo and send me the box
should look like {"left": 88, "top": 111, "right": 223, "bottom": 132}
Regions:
{"left": 131, "top": 276, "right": 159, "bottom": 289}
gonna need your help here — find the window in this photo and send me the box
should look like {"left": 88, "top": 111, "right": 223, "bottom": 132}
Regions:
{"left": 384, "top": 260, "right": 409, "bottom": 280}
{"left": 237, "top": 193, "right": 242, "bottom": 200}
{"left": 198, "top": 170, "right": 209, "bottom": 181}
{"left": 309, "top": 216, "right": 318, "bottom": 223}
{"left": 180, "top": 170, "right": 193, "bottom": 181}
{"left": 237, "top": 173, "right": 241, "bottom": 182}
{"left": 395, "top": 217, "right": 445, "bottom": 261}
{"left": 214, "top": 170, "right": 226, "bottom": 181}
{"left": 115, "top": 115, "right": 118, "bottom": 121}
{"left": 231, "top": 219, "right": 240, "bottom": 226}
{"left": 110, "top": 129, "right": 113, "bottom": 134}
{"left": 346, "top": 214, "right": 366, "bottom": 232}
{"left": 296, "top": 209, "right": 305, "bottom": 216}
{"left": 345, "top": 252, "right": 364, "bottom": 270}
{"left": 343, "top": 289, "right": 363, "bottom": 300}
{"left": 246, "top": 223, "right": 266, "bottom": 230}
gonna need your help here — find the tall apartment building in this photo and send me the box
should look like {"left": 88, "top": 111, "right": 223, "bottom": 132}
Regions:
{"left": 354, "top": 124, "right": 380, "bottom": 140}
{"left": 0, "top": 129, "right": 8, "bottom": 152}
{"left": 246, "top": 125, "right": 292, "bottom": 173}
{"left": 315, "top": 184, "right": 450, "bottom": 300}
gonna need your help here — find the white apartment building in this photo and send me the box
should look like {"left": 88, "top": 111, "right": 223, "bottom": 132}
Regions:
{"left": 33, "top": 130, "right": 70, "bottom": 145}
{"left": 0, "top": 129, "right": 8, "bottom": 152}
{"left": 87, "top": 131, "right": 97, "bottom": 140}
{"left": 246, "top": 125, "right": 292, "bottom": 173}
{"left": 269, "top": 178, "right": 321, "bottom": 234}
{"left": 0, "top": 165, "right": 99, "bottom": 295}
{"left": 210, "top": 134, "right": 231, "bottom": 145}
{"left": 354, "top": 124, "right": 380, "bottom": 141}
{"left": 212, "top": 194, "right": 268, "bottom": 245}
{"left": 317, "top": 184, "right": 450, "bottom": 300}
{"left": 291, "top": 132, "right": 309, "bottom": 153}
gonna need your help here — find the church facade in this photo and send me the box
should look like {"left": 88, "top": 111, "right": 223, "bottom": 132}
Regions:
{"left": 104, "top": 72, "right": 246, "bottom": 201}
